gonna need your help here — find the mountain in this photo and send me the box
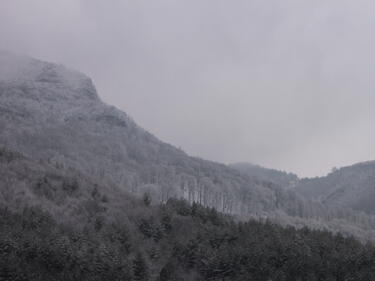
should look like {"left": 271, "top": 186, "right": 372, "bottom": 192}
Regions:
{"left": 0, "top": 51, "right": 288, "bottom": 217}
{"left": 294, "top": 161, "right": 375, "bottom": 215}
{"left": 2, "top": 52, "right": 375, "bottom": 279}
{"left": 1, "top": 52, "right": 375, "bottom": 242}
{"left": 230, "top": 162, "right": 299, "bottom": 190}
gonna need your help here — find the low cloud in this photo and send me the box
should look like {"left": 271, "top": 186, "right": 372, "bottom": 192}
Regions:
{"left": 1, "top": 0, "right": 375, "bottom": 177}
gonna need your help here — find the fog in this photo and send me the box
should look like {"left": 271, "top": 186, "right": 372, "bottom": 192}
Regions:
{"left": 1, "top": 0, "right": 375, "bottom": 177}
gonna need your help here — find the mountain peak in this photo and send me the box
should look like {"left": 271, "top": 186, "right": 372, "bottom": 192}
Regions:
{"left": 0, "top": 51, "right": 99, "bottom": 102}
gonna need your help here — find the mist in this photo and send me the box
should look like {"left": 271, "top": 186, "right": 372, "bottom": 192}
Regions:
{"left": 1, "top": 0, "right": 375, "bottom": 177}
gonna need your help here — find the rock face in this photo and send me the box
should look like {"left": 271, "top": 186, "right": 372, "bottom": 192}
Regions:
{"left": 0, "top": 52, "right": 292, "bottom": 217}
{"left": 294, "top": 161, "right": 375, "bottom": 215}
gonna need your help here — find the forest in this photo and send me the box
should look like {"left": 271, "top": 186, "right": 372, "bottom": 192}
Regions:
{"left": 1, "top": 195, "right": 375, "bottom": 281}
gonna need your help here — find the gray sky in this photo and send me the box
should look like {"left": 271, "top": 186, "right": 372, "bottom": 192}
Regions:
{"left": 1, "top": 0, "right": 375, "bottom": 177}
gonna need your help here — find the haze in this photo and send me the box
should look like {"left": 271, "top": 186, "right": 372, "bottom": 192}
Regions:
{"left": 1, "top": 0, "right": 375, "bottom": 177}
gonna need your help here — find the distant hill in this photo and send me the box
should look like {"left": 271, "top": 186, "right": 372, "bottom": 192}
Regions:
{"left": 233, "top": 160, "right": 375, "bottom": 216}
{"left": 294, "top": 161, "right": 375, "bottom": 214}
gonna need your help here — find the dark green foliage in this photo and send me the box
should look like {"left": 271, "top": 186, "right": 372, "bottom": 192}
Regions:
{"left": 161, "top": 213, "right": 172, "bottom": 234}
{"left": 62, "top": 178, "right": 79, "bottom": 195}
{"left": 91, "top": 186, "right": 101, "bottom": 200}
{"left": 1, "top": 197, "right": 375, "bottom": 280}
{"left": 0, "top": 147, "right": 21, "bottom": 163}
{"left": 165, "top": 198, "right": 192, "bottom": 216}
{"left": 133, "top": 253, "right": 149, "bottom": 281}
{"left": 33, "top": 177, "right": 54, "bottom": 200}
{"left": 143, "top": 192, "right": 152, "bottom": 207}
{"left": 0, "top": 206, "right": 132, "bottom": 281}
{"left": 158, "top": 260, "right": 178, "bottom": 281}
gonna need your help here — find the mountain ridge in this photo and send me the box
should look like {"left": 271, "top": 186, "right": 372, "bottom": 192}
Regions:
{"left": 0, "top": 52, "right": 282, "bottom": 216}
{"left": 1, "top": 52, "right": 375, "bottom": 242}
{"left": 231, "top": 160, "right": 375, "bottom": 216}
{"left": 294, "top": 160, "right": 375, "bottom": 214}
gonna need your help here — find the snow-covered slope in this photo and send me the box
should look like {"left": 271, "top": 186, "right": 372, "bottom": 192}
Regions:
{"left": 2, "top": 52, "right": 375, "bottom": 241}
{"left": 0, "top": 52, "right": 287, "bottom": 217}
{"left": 230, "top": 162, "right": 299, "bottom": 190}
{"left": 295, "top": 161, "right": 375, "bottom": 214}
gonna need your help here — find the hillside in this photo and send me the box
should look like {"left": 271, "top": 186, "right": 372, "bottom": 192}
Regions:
{"left": 295, "top": 161, "right": 375, "bottom": 214}
{"left": 1, "top": 52, "right": 375, "bottom": 242}
{"left": 0, "top": 149, "right": 375, "bottom": 280}
{"left": 234, "top": 160, "right": 375, "bottom": 216}
{"left": 230, "top": 162, "right": 299, "bottom": 190}
{"left": 2, "top": 52, "right": 375, "bottom": 280}
{"left": 0, "top": 51, "right": 285, "bottom": 217}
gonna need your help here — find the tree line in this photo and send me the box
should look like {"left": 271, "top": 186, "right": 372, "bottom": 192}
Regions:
{"left": 1, "top": 196, "right": 375, "bottom": 281}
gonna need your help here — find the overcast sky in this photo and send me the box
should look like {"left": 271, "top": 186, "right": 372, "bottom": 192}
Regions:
{"left": 1, "top": 0, "right": 375, "bottom": 177}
